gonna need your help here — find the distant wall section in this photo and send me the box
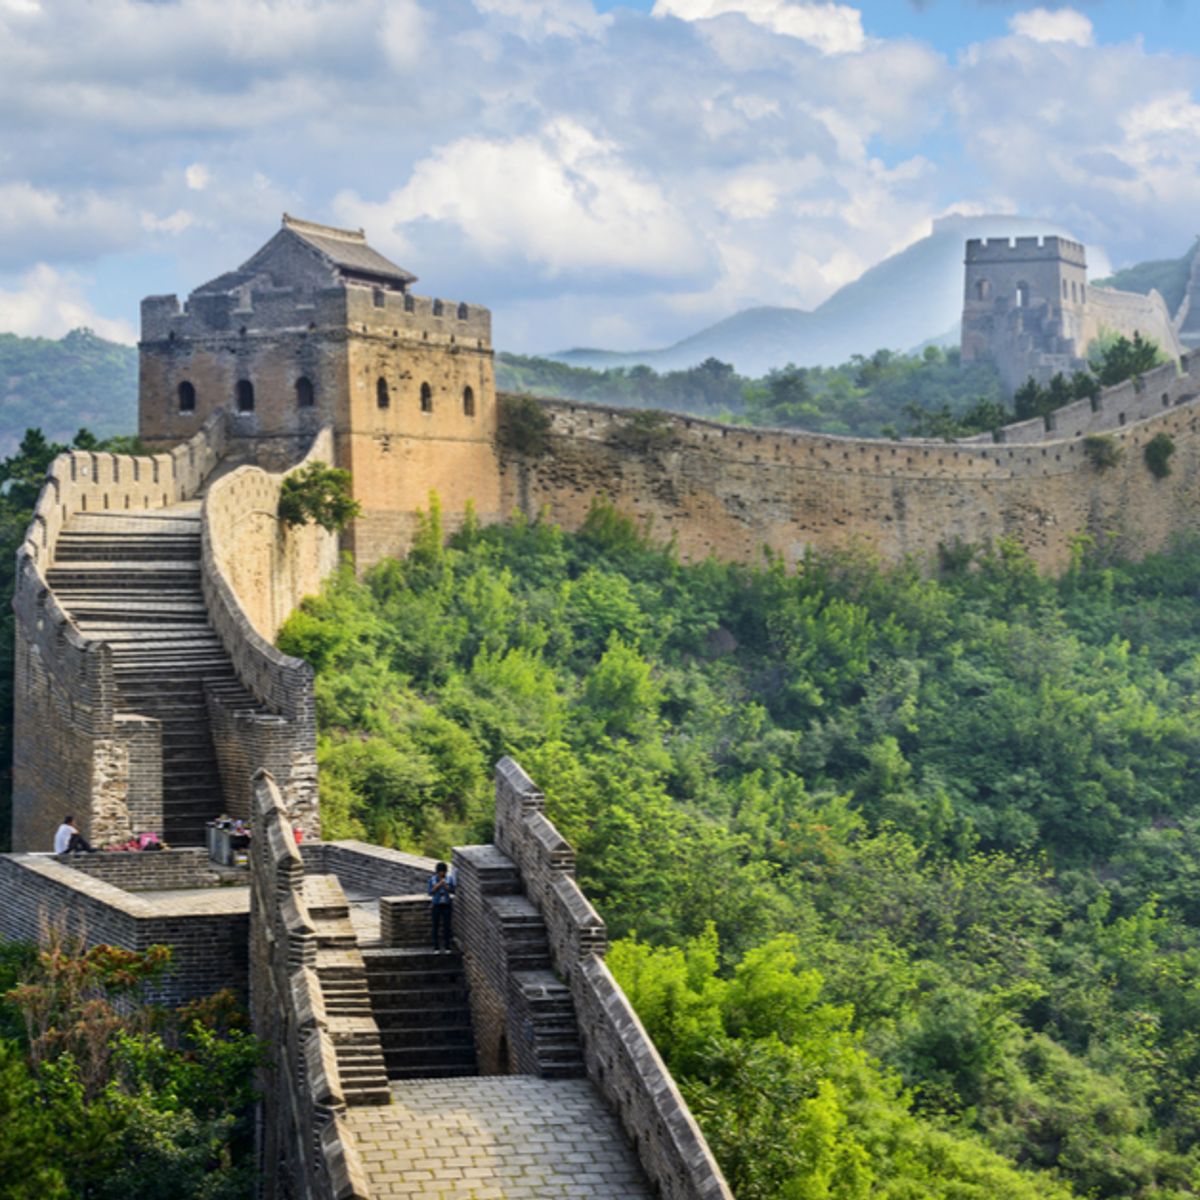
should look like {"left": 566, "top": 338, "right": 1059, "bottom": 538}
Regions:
{"left": 500, "top": 354, "right": 1200, "bottom": 575}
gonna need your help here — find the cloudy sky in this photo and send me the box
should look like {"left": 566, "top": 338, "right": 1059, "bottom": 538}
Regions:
{"left": 1, "top": 0, "right": 1198, "bottom": 352}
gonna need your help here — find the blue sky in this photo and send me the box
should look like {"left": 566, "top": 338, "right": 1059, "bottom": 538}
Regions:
{"left": 1, "top": 0, "right": 1198, "bottom": 354}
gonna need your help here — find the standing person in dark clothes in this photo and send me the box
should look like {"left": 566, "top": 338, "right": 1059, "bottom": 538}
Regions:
{"left": 428, "top": 861, "right": 455, "bottom": 951}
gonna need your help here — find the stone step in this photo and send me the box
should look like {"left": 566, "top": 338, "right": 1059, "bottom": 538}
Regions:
{"left": 387, "top": 1063, "right": 479, "bottom": 1081}
{"left": 381, "top": 1045, "right": 477, "bottom": 1071}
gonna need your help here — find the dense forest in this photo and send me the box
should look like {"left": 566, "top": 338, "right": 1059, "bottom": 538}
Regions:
{"left": 0, "top": 330, "right": 137, "bottom": 455}
{"left": 0, "top": 938, "right": 258, "bottom": 1199}
{"left": 275, "top": 499, "right": 1200, "bottom": 1198}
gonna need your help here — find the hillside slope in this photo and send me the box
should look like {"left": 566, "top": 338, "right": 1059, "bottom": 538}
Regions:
{"left": 0, "top": 329, "right": 137, "bottom": 455}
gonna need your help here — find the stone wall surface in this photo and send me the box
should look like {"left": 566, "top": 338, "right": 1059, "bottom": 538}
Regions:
{"left": 491, "top": 758, "right": 733, "bottom": 1200}
{"left": 1084, "top": 286, "right": 1182, "bottom": 359}
{"left": 249, "top": 771, "right": 372, "bottom": 1200}
{"left": 0, "top": 852, "right": 248, "bottom": 1004}
{"left": 60, "top": 847, "right": 219, "bottom": 890}
{"left": 12, "top": 413, "right": 228, "bottom": 851}
{"left": 201, "top": 426, "right": 335, "bottom": 834}
{"left": 501, "top": 353, "right": 1200, "bottom": 574}
{"left": 300, "top": 840, "right": 433, "bottom": 896}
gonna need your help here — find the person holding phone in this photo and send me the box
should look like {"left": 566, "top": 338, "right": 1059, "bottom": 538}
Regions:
{"left": 427, "top": 861, "right": 456, "bottom": 952}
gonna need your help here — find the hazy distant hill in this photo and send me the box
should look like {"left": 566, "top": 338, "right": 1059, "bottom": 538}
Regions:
{"left": 554, "top": 214, "right": 1076, "bottom": 376}
{"left": 0, "top": 329, "right": 137, "bottom": 457}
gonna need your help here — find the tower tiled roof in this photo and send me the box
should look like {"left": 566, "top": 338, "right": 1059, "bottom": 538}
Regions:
{"left": 281, "top": 214, "right": 417, "bottom": 286}
{"left": 192, "top": 214, "right": 417, "bottom": 296}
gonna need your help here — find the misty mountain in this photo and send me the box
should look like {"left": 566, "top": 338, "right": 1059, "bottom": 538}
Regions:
{"left": 552, "top": 214, "right": 1077, "bottom": 377}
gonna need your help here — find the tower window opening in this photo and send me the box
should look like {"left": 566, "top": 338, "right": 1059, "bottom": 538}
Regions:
{"left": 457, "top": 302, "right": 469, "bottom": 320}
{"left": 1071, "top": 281, "right": 1078, "bottom": 302}
{"left": 432, "top": 299, "right": 444, "bottom": 317}
{"left": 296, "top": 376, "right": 315, "bottom": 408}
{"left": 177, "top": 381, "right": 196, "bottom": 413}
{"left": 376, "top": 377, "right": 390, "bottom": 409}
{"left": 420, "top": 382, "right": 433, "bottom": 413}
{"left": 235, "top": 380, "right": 255, "bottom": 413}
{"left": 975, "top": 279, "right": 991, "bottom": 301}
{"left": 1015, "top": 281, "right": 1030, "bottom": 308}
{"left": 463, "top": 386, "right": 475, "bottom": 417}
{"left": 404, "top": 293, "right": 415, "bottom": 313}
{"left": 1062, "top": 280, "right": 1069, "bottom": 299}
{"left": 373, "top": 288, "right": 385, "bottom": 308}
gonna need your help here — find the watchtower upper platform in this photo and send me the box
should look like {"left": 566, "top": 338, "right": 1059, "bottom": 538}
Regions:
{"left": 139, "top": 215, "right": 500, "bottom": 563}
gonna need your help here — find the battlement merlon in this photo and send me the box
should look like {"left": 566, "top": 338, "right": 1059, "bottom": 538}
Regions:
{"left": 965, "top": 235, "right": 1088, "bottom": 269}
{"left": 140, "top": 287, "right": 492, "bottom": 346}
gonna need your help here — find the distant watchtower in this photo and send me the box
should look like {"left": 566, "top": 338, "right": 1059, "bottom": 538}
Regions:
{"left": 961, "top": 235, "right": 1089, "bottom": 390}
{"left": 139, "top": 215, "right": 501, "bottom": 565}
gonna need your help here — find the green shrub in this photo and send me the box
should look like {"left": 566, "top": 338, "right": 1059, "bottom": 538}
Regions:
{"left": 278, "top": 461, "right": 361, "bottom": 532}
{"left": 1082, "top": 434, "right": 1122, "bottom": 470}
{"left": 1144, "top": 432, "right": 1175, "bottom": 479}
{"left": 497, "top": 393, "right": 552, "bottom": 456}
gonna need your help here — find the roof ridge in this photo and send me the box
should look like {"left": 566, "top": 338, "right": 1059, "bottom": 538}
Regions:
{"left": 282, "top": 213, "right": 366, "bottom": 245}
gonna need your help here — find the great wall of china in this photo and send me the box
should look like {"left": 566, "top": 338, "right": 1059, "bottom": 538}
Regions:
{"left": 4, "top": 216, "right": 1200, "bottom": 1197}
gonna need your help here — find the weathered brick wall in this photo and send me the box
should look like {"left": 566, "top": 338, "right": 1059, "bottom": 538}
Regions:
{"left": 340, "top": 288, "right": 501, "bottom": 568}
{"left": 11, "top": 413, "right": 228, "bottom": 851}
{"left": 61, "top": 847, "right": 219, "bottom": 890}
{"left": 200, "top": 429, "right": 335, "bottom": 836}
{"left": 203, "top": 426, "right": 340, "bottom": 641}
{"left": 300, "top": 840, "right": 433, "bottom": 896}
{"left": 0, "top": 853, "right": 248, "bottom": 1005}
{"left": 501, "top": 353, "right": 1200, "bottom": 575}
{"left": 491, "top": 758, "right": 733, "bottom": 1200}
{"left": 249, "top": 771, "right": 371, "bottom": 1200}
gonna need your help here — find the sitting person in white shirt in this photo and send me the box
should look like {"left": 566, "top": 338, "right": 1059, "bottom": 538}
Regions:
{"left": 54, "top": 815, "right": 94, "bottom": 855}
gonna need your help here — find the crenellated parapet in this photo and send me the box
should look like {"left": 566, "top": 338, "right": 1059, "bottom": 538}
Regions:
{"left": 250, "top": 770, "right": 374, "bottom": 1200}
{"left": 11, "top": 413, "right": 228, "bottom": 850}
{"left": 471, "top": 758, "right": 733, "bottom": 1200}
{"left": 200, "top": 426, "right": 338, "bottom": 836}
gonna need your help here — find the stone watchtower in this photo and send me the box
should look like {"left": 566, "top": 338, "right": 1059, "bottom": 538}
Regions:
{"left": 961, "top": 235, "right": 1090, "bottom": 390}
{"left": 139, "top": 215, "right": 503, "bottom": 565}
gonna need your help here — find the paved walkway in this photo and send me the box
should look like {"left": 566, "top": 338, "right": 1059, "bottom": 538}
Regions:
{"left": 347, "top": 1076, "right": 653, "bottom": 1199}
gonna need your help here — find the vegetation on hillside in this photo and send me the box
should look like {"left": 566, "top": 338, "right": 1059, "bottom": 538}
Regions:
{"left": 499, "top": 346, "right": 1009, "bottom": 438}
{"left": 0, "top": 330, "right": 137, "bottom": 456}
{"left": 278, "top": 497, "right": 1200, "bottom": 1198}
{"left": 500, "top": 334, "right": 1165, "bottom": 443}
{"left": 1095, "top": 240, "right": 1199, "bottom": 317}
{"left": 0, "top": 936, "right": 258, "bottom": 1198}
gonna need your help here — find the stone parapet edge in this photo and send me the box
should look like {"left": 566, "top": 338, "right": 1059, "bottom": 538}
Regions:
{"left": 492, "top": 756, "right": 733, "bottom": 1200}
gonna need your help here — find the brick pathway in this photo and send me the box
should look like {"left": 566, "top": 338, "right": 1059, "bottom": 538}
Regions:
{"left": 347, "top": 1076, "right": 653, "bottom": 1199}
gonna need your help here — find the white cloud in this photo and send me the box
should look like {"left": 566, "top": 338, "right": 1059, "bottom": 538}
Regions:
{"left": 0, "top": 182, "right": 137, "bottom": 269}
{"left": 335, "top": 119, "right": 704, "bottom": 281}
{"left": 472, "top": 0, "right": 605, "bottom": 40}
{"left": 0, "top": 264, "right": 135, "bottom": 342}
{"left": 0, "top": 0, "right": 1199, "bottom": 356}
{"left": 653, "top": 0, "right": 866, "bottom": 55}
{"left": 1008, "top": 7, "right": 1094, "bottom": 47}
{"left": 141, "top": 209, "right": 196, "bottom": 235}
{"left": 184, "top": 164, "right": 210, "bottom": 191}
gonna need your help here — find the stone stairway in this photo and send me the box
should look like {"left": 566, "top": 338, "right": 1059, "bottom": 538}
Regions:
{"left": 46, "top": 505, "right": 264, "bottom": 845}
{"left": 305, "top": 875, "right": 393, "bottom": 1106}
{"left": 362, "top": 948, "right": 479, "bottom": 1080}
{"left": 465, "top": 848, "right": 586, "bottom": 1079}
